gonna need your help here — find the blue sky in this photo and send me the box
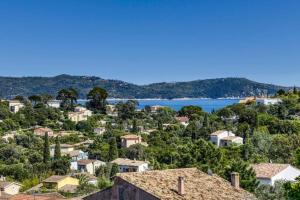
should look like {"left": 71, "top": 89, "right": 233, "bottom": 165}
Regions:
{"left": 0, "top": 0, "right": 300, "bottom": 86}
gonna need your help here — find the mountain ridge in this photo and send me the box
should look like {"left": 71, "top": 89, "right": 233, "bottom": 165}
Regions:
{"left": 0, "top": 75, "right": 290, "bottom": 99}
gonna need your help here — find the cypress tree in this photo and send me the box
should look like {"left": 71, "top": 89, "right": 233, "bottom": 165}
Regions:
{"left": 43, "top": 132, "right": 50, "bottom": 163}
{"left": 132, "top": 119, "right": 138, "bottom": 133}
{"left": 108, "top": 137, "right": 118, "bottom": 161}
{"left": 54, "top": 136, "right": 61, "bottom": 160}
{"left": 203, "top": 113, "right": 210, "bottom": 128}
{"left": 293, "top": 86, "right": 297, "bottom": 94}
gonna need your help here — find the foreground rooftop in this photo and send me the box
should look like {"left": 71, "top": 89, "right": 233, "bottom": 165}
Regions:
{"left": 117, "top": 168, "right": 255, "bottom": 200}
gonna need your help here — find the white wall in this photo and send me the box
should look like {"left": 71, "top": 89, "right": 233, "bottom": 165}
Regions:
{"left": 271, "top": 166, "right": 300, "bottom": 185}
{"left": 210, "top": 131, "right": 235, "bottom": 147}
{"left": 138, "top": 163, "right": 149, "bottom": 172}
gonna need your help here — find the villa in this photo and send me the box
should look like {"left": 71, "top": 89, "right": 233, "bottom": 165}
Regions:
{"left": 111, "top": 158, "right": 149, "bottom": 173}
{"left": 8, "top": 100, "right": 24, "bottom": 113}
{"left": 33, "top": 127, "right": 54, "bottom": 137}
{"left": 77, "top": 159, "right": 106, "bottom": 175}
{"left": 42, "top": 175, "right": 79, "bottom": 192}
{"left": 68, "top": 106, "right": 92, "bottom": 123}
{"left": 47, "top": 100, "right": 61, "bottom": 108}
{"left": 256, "top": 98, "right": 282, "bottom": 106}
{"left": 50, "top": 144, "right": 74, "bottom": 156}
{"left": 251, "top": 163, "right": 300, "bottom": 186}
{"left": 210, "top": 130, "right": 243, "bottom": 147}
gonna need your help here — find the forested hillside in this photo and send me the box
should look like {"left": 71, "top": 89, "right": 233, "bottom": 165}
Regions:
{"left": 0, "top": 75, "right": 289, "bottom": 99}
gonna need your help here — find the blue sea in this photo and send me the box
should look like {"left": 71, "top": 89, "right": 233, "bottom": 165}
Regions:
{"left": 79, "top": 99, "right": 239, "bottom": 112}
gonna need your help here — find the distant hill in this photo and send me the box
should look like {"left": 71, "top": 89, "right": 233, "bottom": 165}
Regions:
{"left": 0, "top": 75, "right": 290, "bottom": 99}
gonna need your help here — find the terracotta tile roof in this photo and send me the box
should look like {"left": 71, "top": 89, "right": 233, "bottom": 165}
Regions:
{"left": 120, "top": 134, "right": 141, "bottom": 140}
{"left": 77, "top": 159, "right": 96, "bottom": 165}
{"left": 43, "top": 175, "right": 68, "bottom": 183}
{"left": 210, "top": 130, "right": 227, "bottom": 136}
{"left": 34, "top": 127, "right": 53, "bottom": 132}
{"left": 176, "top": 117, "right": 189, "bottom": 123}
{"left": 111, "top": 158, "right": 148, "bottom": 167}
{"left": 221, "top": 136, "right": 242, "bottom": 141}
{"left": 8, "top": 193, "right": 65, "bottom": 200}
{"left": 50, "top": 144, "right": 74, "bottom": 148}
{"left": 251, "top": 163, "right": 290, "bottom": 179}
{"left": 66, "top": 150, "right": 81, "bottom": 157}
{"left": 117, "top": 168, "right": 256, "bottom": 200}
{"left": 0, "top": 181, "right": 11, "bottom": 188}
{"left": 59, "top": 184, "right": 78, "bottom": 193}
{"left": 0, "top": 181, "right": 21, "bottom": 188}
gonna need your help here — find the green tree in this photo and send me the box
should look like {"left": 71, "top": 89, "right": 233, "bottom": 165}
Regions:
{"left": 276, "top": 89, "right": 286, "bottom": 96}
{"left": 255, "top": 181, "right": 287, "bottom": 200}
{"left": 54, "top": 136, "right": 61, "bottom": 160}
{"left": 178, "top": 105, "right": 203, "bottom": 119}
{"left": 87, "top": 87, "right": 108, "bottom": 113}
{"left": 68, "top": 88, "right": 79, "bottom": 109}
{"left": 116, "top": 100, "right": 138, "bottom": 120}
{"left": 43, "top": 132, "right": 50, "bottom": 163}
{"left": 132, "top": 119, "right": 138, "bottom": 133}
{"left": 40, "top": 94, "right": 53, "bottom": 104}
{"left": 28, "top": 95, "right": 42, "bottom": 105}
{"left": 51, "top": 156, "right": 70, "bottom": 175}
{"left": 56, "top": 88, "right": 78, "bottom": 111}
{"left": 108, "top": 137, "right": 118, "bottom": 161}
{"left": 294, "top": 147, "right": 300, "bottom": 168}
{"left": 224, "top": 159, "right": 259, "bottom": 192}
{"left": 284, "top": 180, "right": 300, "bottom": 200}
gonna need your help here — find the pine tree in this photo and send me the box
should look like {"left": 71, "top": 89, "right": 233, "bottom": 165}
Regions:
{"left": 108, "top": 137, "right": 118, "bottom": 161}
{"left": 54, "top": 136, "right": 61, "bottom": 160}
{"left": 43, "top": 132, "right": 50, "bottom": 163}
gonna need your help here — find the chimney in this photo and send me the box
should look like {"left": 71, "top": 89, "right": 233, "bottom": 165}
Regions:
{"left": 231, "top": 172, "right": 240, "bottom": 189}
{"left": 178, "top": 176, "right": 185, "bottom": 196}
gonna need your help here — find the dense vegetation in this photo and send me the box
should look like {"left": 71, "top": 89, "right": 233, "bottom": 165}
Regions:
{"left": 2, "top": 87, "right": 300, "bottom": 199}
{"left": 0, "top": 75, "right": 290, "bottom": 99}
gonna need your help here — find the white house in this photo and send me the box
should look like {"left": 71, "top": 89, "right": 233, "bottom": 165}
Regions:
{"left": 150, "top": 105, "right": 165, "bottom": 113}
{"left": 256, "top": 98, "right": 282, "bottom": 106}
{"left": 111, "top": 158, "right": 149, "bottom": 173}
{"left": 120, "top": 134, "right": 148, "bottom": 148}
{"left": 77, "top": 159, "right": 106, "bottom": 175}
{"left": 106, "top": 105, "right": 118, "bottom": 116}
{"left": 34, "top": 127, "right": 54, "bottom": 137}
{"left": 210, "top": 130, "right": 243, "bottom": 147}
{"left": 251, "top": 163, "right": 300, "bottom": 186}
{"left": 68, "top": 106, "right": 92, "bottom": 123}
{"left": 1, "top": 132, "right": 16, "bottom": 143}
{"left": 175, "top": 116, "right": 189, "bottom": 126}
{"left": 67, "top": 150, "right": 89, "bottom": 170}
{"left": 47, "top": 100, "right": 61, "bottom": 108}
{"left": 94, "top": 127, "right": 106, "bottom": 135}
{"left": 0, "top": 178, "right": 22, "bottom": 195}
{"left": 50, "top": 144, "right": 75, "bottom": 156}
{"left": 8, "top": 100, "right": 24, "bottom": 113}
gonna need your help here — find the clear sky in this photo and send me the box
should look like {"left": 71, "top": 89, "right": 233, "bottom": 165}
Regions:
{"left": 0, "top": 0, "right": 300, "bottom": 86}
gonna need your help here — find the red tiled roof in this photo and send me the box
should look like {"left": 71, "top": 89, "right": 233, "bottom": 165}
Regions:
{"left": 251, "top": 163, "right": 290, "bottom": 179}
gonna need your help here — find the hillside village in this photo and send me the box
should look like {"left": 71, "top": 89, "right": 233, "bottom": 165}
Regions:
{"left": 0, "top": 87, "right": 300, "bottom": 199}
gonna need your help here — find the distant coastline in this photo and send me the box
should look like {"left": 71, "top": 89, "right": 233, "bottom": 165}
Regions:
{"left": 78, "top": 97, "right": 243, "bottom": 101}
